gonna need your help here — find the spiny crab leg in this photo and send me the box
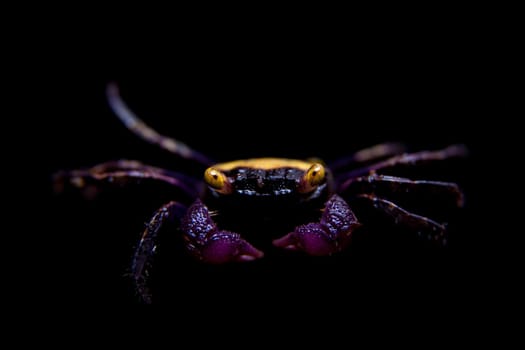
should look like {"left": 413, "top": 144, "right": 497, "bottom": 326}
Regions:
{"left": 357, "top": 194, "right": 448, "bottom": 245}
{"left": 340, "top": 174, "right": 465, "bottom": 208}
{"left": 337, "top": 144, "right": 469, "bottom": 180}
{"left": 329, "top": 142, "right": 407, "bottom": 171}
{"left": 131, "top": 201, "right": 188, "bottom": 304}
{"left": 53, "top": 160, "right": 200, "bottom": 199}
{"left": 106, "top": 83, "right": 214, "bottom": 166}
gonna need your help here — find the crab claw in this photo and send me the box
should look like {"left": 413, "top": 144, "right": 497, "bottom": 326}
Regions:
{"left": 273, "top": 223, "right": 338, "bottom": 256}
{"left": 182, "top": 199, "right": 264, "bottom": 264}
{"left": 202, "top": 232, "right": 264, "bottom": 264}
{"left": 273, "top": 194, "right": 361, "bottom": 256}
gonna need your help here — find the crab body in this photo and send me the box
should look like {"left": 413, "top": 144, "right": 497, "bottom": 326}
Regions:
{"left": 53, "top": 83, "right": 468, "bottom": 304}
{"left": 201, "top": 158, "right": 332, "bottom": 235}
{"left": 181, "top": 157, "right": 358, "bottom": 264}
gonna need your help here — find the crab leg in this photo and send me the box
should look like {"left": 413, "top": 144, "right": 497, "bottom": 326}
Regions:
{"left": 84, "top": 159, "right": 201, "bottom": 187}
{"left": 336, "top": 144, "right": 469, "bottom": 180}
{"left": 339, "top": 174, "right": 465, "bottom": 207}
{"left": 131, "top": 201, "right": 188, "bottom": 304}
{"left": 329, "top": 142, "right": 407, "bottom": 171}
{"left": 357, "top": 194, "right": 448, "bottom": 245}
{"left": 106, "top": 83, "right": 214, "bottom": 166}
{"left": 53, "top": 161, "right": 200, "bottom": 199}
{"left": 273, "top": 194, "right": 361, "bottom": 256}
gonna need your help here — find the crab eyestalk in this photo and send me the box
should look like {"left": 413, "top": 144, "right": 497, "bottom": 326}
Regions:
{"left": 204, "top": 167, "right": 233, "bottom": 194}
{"left": 298, "top": 163, "right": 326, "bottom": 194}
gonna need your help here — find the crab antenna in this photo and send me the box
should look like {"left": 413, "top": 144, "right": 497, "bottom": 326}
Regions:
{"left": 106, "top": 82, "right": 213, "bottom": 166}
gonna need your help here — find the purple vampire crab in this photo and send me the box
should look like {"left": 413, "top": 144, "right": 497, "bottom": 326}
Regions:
{"left": 53, "top": 83, "right": 468, "bottom": 303}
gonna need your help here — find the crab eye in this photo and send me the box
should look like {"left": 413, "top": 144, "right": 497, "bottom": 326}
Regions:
{"left": 298, "top": 163, "right": 326, "bottom": 193}
{"left": 204, "top": 167, "right": 232, "bottom": 194}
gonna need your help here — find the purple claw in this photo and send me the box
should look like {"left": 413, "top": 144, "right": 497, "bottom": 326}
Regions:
{"left": 202, "top": 232, "right": 264, "bottom": 264}
{"left": 273, "top": 194, "right": 361, "bottom": 256}
{"left": 182, "top": 199, "right": 264, "bottom": 264}
{"left": 273, "top": 223, "right": 337, "bottom": 256}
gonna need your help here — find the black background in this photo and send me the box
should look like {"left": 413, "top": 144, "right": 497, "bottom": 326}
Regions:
{"left": 31, "top": 19, "right": 494, "bottom": 320}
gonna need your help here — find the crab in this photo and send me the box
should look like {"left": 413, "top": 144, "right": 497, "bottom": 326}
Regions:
{"left": 53, "top": 83, "right": 468, "bottom": 304}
